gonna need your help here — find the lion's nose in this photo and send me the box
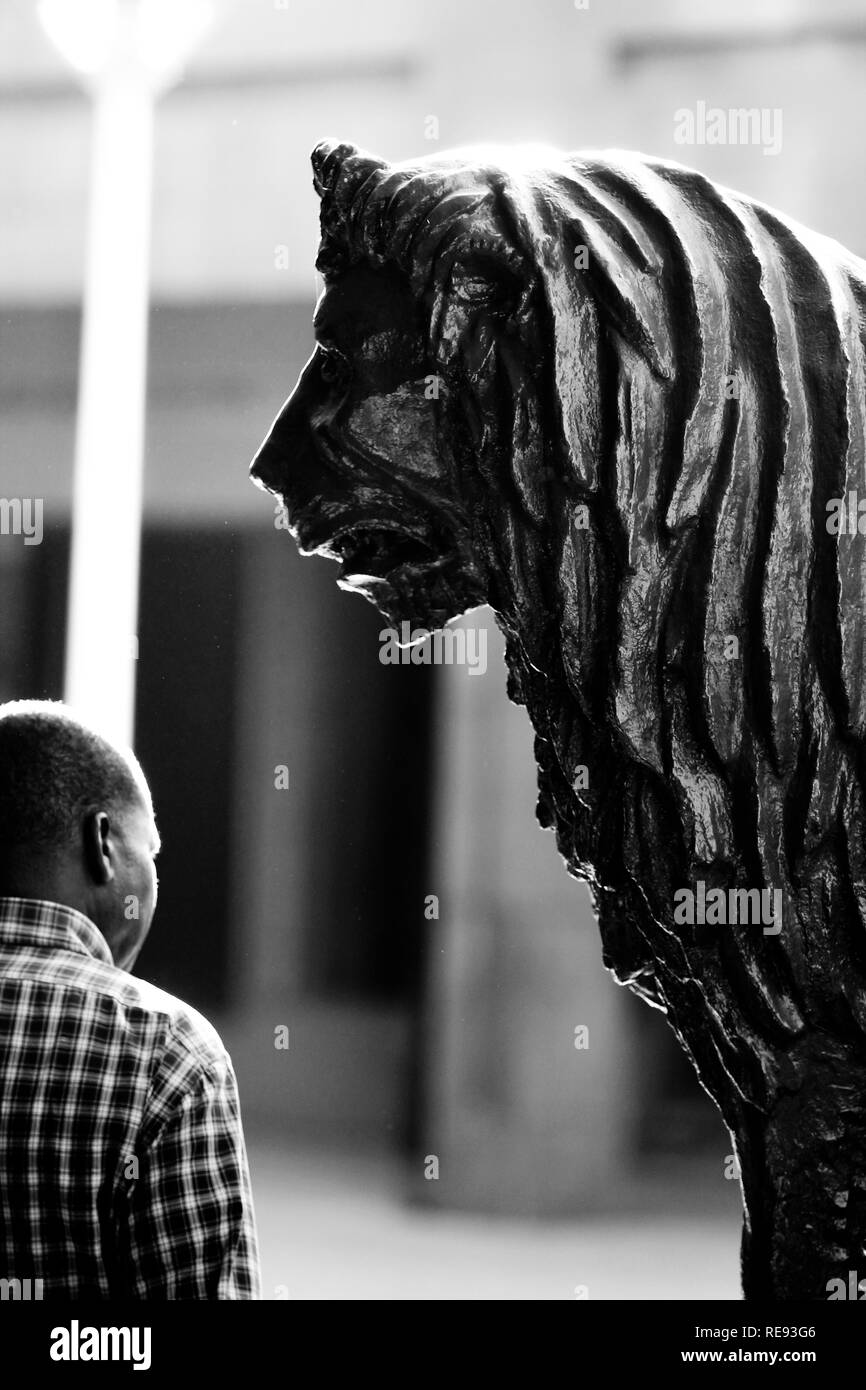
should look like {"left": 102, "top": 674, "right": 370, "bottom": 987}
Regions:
{"left": 249, "top": 350, "right": 323, "bottom": 500}
{"left": 249, "top": 434, "right": 283, "bottom": 494}
{"left": 250, "top": 415, "right": 325, "bottom": 513}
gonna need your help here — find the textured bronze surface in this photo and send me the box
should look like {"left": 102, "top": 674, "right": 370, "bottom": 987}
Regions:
{"left": 251, "top": 140, "right": 866, "bottom": 1301}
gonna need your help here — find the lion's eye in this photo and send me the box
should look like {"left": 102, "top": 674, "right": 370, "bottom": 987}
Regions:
{"left": 319, "top": 345, "right": 349, "bottom": 386}
{"left": 454, "top": 274, "right": 492, "bottom": 303}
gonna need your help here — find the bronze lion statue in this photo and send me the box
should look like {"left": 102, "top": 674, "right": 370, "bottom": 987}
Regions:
{"left": 250, "top": 139, "right": 866, "bottom": 1302}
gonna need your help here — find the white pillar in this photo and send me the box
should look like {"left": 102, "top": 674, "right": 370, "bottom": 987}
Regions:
{"left": 64, "top": 62, "right": 154, "bottom": 746}
{"left": 37, "top": 0, "right": 215, "bottom": 747}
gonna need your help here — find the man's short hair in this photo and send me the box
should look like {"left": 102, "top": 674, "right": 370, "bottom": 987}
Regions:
{"left": 0, "top": 701, "right": 146, "bottom": 855}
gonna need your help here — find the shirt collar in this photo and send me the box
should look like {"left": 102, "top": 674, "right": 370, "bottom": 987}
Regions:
{"left": 0, "top": 897, "right": 114, "bottom": 965}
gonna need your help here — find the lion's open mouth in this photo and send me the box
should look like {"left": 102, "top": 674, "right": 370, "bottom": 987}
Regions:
{"left": 331, "top": 526, "right": 439, "bottom": 582}
{"left": 290, "top": 510, "right": 486, "bottom": 630}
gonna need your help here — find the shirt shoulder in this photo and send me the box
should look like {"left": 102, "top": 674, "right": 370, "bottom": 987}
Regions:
{"left": 2, "top": 943, "right": 233, "bottom": 1130}
{"left": 109, "top": 970, "right": 229, "bottom": 1070}
{"left": 84, "top": 965, "right": 234, "bottom": 1119}
{"left": 14, "top": 947, "right": 226, "bottom": 1062}
{"left": 89, "top": 964, "right": 238, "bottom": 1142}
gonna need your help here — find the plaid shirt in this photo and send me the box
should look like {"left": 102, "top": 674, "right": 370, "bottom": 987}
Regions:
{"left": 0, "top": 897, "right": 261, "bottom": 1299}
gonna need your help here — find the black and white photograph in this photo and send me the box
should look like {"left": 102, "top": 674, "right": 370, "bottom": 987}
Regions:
{"left": 1, "top": 0, "right": 865, "bottom": 1355}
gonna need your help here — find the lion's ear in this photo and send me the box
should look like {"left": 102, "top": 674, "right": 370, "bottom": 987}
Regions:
{"left": 310, "top": 140, "right": 388, "bottom": 198}
{"left": 311, "top": 140, "right": 392, "bottom": 275}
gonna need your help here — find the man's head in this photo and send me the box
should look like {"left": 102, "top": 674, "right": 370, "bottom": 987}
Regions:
{"left": 0, "top": 701, "right": 160, "bottom": 969}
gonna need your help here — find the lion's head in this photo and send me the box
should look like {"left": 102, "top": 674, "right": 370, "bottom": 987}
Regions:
{"left": 250, "top": 139, "right": 866, "bottom": 1165}
{"left": 249, "top": 140, "right": 671, "bottom": 638}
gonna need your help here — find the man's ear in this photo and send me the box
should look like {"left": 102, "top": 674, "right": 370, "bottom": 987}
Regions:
{"left": 82, "top": 810, "right": 114, "bottom": 886}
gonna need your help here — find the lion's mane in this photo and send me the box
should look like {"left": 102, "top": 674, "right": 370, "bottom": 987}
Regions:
{"left": 311, "top": 139, "right": 866, "bottom": 1143}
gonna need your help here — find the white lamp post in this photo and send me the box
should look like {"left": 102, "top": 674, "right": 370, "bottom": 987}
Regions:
{"left": 37, "top": 0, "right": 214, "bottom": 746}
